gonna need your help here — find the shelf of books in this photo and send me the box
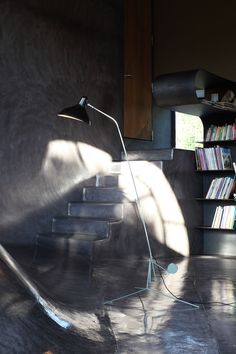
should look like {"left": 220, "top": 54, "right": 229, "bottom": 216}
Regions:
{"left": 153, "top": 69, "right": 236, "bottom": 255}
{"left": 195, "top": 145, "right": 233, "bottom": 171}
{"left": 205, "top": 123, "right": 236, "bottom": 142}
{"left": 195, "top": 131, "right": 236, "bottom": 233}
{"left": 204, "top": 176, "right": 235, "bottom": 199}
{"left": 210, "top": 205, "right": 236, "bottom": 230}
{"left": 198, "top": 128, "right": 236, "bottom": 256}
{"left": 198, "top": 183, "right": 236, "bottom": 231}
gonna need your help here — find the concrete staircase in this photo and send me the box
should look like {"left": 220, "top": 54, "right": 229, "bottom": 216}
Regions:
{"left": 37, "top": 164, "right": 136, "bottom": 264}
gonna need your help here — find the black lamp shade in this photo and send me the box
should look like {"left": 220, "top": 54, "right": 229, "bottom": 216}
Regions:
{"left": 58, "top": 96, "right": 91, "bottom": 125}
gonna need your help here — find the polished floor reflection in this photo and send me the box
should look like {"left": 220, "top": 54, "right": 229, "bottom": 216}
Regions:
{"left": 0, "top": 246, "right": 235, "bottom": 353}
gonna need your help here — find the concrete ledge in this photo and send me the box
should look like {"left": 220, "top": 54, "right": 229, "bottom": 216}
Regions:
{"left": 122, "top": 149, "right": 173, "bottom": 161}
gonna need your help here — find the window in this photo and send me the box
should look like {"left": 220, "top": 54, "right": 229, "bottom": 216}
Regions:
{"left": 175, "top": 112, "right": 203, "bottom": 150}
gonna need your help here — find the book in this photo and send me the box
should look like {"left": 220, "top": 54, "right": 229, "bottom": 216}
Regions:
{"left": 223, "top": 178, "right": 235, "bottom": 199}
{"left": 212, "top": 206, "right": 223, "bottom": 228}
{"left": 205, "top": 177, "right": 234, "bottom": 199}
{"left": 220, "top": 206, "right": 236, "bottom": 229}
{"left": 195, "top": 147, "right": 232, "bottom": 170}
{"left": 215, "top": 177, "right": 227, "bottom": 199}
{"left": 212, "top": 205, "right": 236, "bottom": 229}
{"left": 211, "top": 206, "right": 220, "bottom": 227}
{"left": 204, "top": 123, "right": 236, "bottom": 142}
{"left": 205, "top": 178, "right": 217, "bottom": 199}
{"left": 218, "top": 177, "right": 230, "bottom": 199}
{"left": 221, "top": 147, "right": 232, "bottom": 170}
{"left": 205, "top": 125, "right": 213, "bottom": 141}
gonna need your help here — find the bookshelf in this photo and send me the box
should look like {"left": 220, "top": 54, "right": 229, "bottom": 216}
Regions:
{"left": 153, "top": 69, "right": 236, "bottom": 256}
{"left": 199, "top": 129, "right": 236, "bottom": 255}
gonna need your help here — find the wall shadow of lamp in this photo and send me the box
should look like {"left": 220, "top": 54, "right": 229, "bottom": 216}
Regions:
{"left": 58, "top": 96, "right": 198, "bottom": 309}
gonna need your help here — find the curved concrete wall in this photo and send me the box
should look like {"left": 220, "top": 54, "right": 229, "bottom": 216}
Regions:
{"left": 0, "top": 0, "right": 123, "bottom": 244}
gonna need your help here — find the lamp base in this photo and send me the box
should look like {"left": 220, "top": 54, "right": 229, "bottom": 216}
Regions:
{"left": 103, "top": 258, "right": 199, "bottom": 309}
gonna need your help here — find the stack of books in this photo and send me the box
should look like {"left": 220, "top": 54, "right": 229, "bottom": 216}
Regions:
{"left": 205, "top": 123, "right": 236, "bottom": 141}
{"left": 211, "top": 205, "right": 236, "bottom": 229}
{"left": 205, "top": 177, "right": 235, "bottom": 199}
{"left": 195, "top": 146, "right": 232, "bottom": 170}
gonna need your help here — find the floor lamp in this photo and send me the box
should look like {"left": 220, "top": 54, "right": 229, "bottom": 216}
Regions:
{"left": 58, "top": 96, "right": 198, "bottom": 309}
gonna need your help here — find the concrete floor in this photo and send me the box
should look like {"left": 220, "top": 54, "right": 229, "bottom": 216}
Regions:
{"left": 0, "top": 246, "right": 236, "bottom": 353}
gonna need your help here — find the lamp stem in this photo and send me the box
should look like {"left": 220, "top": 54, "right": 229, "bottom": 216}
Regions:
{"left": 87, "top": 103, "right": 154, "bottom": 261}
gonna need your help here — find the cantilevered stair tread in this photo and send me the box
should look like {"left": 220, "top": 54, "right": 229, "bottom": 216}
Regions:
{"left": 37, "top": 232, "right": 107, "bottom": 241}
{"left": 96, "top": 174, "right": 131, "bottom": 187}
{"left": 52, "top": 216, "right": 121, "bottom": 236}
{"left": 82, "top": 186, "right": 135, "bottom": 203}
{"left": 68, "top": 202, "right": 124, "bottom": 220}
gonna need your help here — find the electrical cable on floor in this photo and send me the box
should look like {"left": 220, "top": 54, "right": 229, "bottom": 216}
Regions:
{"left": 137, "top": 293, "right": 148, "bottom": 333}
{"left": 154, "top": 257, "right": 236, "bottom": 308}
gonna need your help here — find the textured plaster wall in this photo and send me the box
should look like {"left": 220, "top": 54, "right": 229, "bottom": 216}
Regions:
{"left": 0, "top": 0, "right": 123, "bottom": 244}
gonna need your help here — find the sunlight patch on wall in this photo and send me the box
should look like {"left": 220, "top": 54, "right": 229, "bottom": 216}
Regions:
{"left": 0, "top": 140, "right": 112, "bottom": 227}
{"left": 42, "top": 140, "right": 112, "bottom": 194}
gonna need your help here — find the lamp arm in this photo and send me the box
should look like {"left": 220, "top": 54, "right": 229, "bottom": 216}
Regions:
{"left": 87, "top": 103, "right": 153, "bottom": 260}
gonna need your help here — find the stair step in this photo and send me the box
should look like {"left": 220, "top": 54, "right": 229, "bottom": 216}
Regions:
{"left": 38, "top": 232, "right": 106, "bottom": 241}
{"left": 82, "top": 187, "right": 135, "bottom": 203}
{"left": 110, "top": 161, "right": 127, "bottom": 174}
{"left": 52, "top": 216, "right": 112, "bottom": 237}
{"left": 110, "top": 160, "right": 163, "bottom": 175}
{"left": 68, "top": 202, "right": 123, "bottom": 220}
{"left": 121, "top": 149, "right": 173, "bottom": 161}
{"left": 96, "top": 174, "right": 133, "bottom": 188}
{"left": 37, "top": 233, "right": 94, "bottom": 262}
{"left": 96, "top": 174, "right": 119, "bottom": 187}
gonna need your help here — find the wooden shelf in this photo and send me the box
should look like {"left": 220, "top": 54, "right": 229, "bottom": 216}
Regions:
{"left": 198, "top": 227, "right": 236, "bottom": 232}
{"left": 196, "top": 198, "right": 236, "bottom": 202}
{"left": 199, "top": 140, "right": 236, "bottom": 145}
{"left": 196, "top": 169, "right": 234, "bottom": 173}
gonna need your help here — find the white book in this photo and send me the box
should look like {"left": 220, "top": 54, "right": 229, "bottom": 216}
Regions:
{"left": 211, "top": 207, "right": 219, "bottom": 228}
{"left": 214, "top": 206, "right": 224, "bottom": 228}
{"left": 220, "top": 206, "right": 229, "bottom": 229}
{"left": 206, "top": 178, "right": 216, "bottom": 199}
{"left": 227, "top": 206, "right": 236, "bottom": 229}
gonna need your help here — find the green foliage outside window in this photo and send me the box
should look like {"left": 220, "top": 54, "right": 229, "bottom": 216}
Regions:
{"left": 175, "top": 112, "right": 203, "bottom": 150}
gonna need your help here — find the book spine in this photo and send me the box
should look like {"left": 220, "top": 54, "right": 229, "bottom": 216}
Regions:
{"left": 205, "top": 178, "right": 216, "bottom": 199}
